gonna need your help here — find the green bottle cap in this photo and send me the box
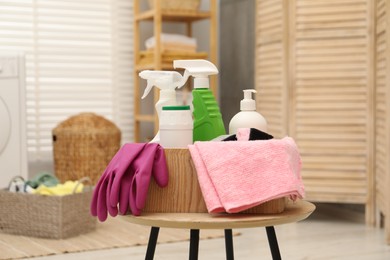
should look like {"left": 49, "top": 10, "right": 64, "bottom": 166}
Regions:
{"left": 162, "top": 105, "right": 190, "bottom": 110}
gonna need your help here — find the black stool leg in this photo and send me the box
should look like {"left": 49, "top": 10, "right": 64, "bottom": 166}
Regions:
{"left": 189, "top": 229, "right": 200, "bottom": 260}
{"left": 224, "top": 229, "right": 234, "bottom": 260}
{"left": 145, "top": 226, "right": 160, "bottom": 260}
{"left": 266, "top": 226, "right": 281, "bottom": 260}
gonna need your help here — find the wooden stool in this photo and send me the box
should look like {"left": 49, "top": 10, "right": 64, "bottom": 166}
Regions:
{"left": 124, "top": 200, "right": 315, "bottom": 260}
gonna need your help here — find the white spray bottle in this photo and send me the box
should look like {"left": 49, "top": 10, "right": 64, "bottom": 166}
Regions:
{"left": 139, "top": 70, "right": 183, "bottom": 143}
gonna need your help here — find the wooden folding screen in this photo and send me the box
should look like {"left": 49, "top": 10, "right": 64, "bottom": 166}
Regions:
{"left": 375, "top": 0, "right": 390, "bottom": 243}
{"left": 256, "top": 0, "right": 375, "bottom": 224}
{"left": 255, "top": 0, "right": 288, "bottom": 139}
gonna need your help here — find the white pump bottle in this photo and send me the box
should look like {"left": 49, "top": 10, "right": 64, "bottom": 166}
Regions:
{"left": 139, "top": 70, "right": 183, "bottom": 143}
{"left": 228, "top": 89, "right": 267, "bottom": 134}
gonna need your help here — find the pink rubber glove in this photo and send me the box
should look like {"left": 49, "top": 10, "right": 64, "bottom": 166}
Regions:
{"left": 91, "top": 143, "right": 146, "bottom": 221}
{"left": 91, "top": 149, "right": 121, "bottom": 220}
{"left": 107, "top": 143, "right": 149, "bottom": 216}
{"left": 129, "top": 144, "right": 168, "bottom": 215}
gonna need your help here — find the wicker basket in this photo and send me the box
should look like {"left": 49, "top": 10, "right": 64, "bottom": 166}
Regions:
{"left": 52, "top": 113, "right": 121, "bottom": 185}
{"left": 0, "top": 178, "right": 96, "bottom": 239}
{"left": 148, "top": 0, "right": 201, "bottom": 11}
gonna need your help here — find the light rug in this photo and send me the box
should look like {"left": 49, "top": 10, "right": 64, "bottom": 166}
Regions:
{"left": 0, "top": 216, "right": 235, "bottom": 260}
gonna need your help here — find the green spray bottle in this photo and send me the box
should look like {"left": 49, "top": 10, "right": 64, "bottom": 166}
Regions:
{"left": 173, "top": 59, "right": 226, "bottom": 141}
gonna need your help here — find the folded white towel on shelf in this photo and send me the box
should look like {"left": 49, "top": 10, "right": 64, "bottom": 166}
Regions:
{"left": 145, "top": 33, "right": 197, "bottom": 52}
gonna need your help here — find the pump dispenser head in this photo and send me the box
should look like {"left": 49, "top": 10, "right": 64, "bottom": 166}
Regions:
{"left": 173, "top": 59, "right": 218, "bottom": 89}
{"left": 228, "top": 89, "right": 267, "bottom": 134}
{"left": 139, "top": 70, "right": 183, "bottom": 99}
{"left": 241, "top": 89, "right": 257, "bottom": 111}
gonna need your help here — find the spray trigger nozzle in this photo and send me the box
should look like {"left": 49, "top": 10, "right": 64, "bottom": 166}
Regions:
{"left": 173, "top": 59, "right": 218, "bottom": 89}
{"left": 139, "top": 70, "right": 183, "bottom": 99}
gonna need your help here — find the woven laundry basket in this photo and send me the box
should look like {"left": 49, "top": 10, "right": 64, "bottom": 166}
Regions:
{"left": 148, "top": 0, "right": 200, "bottom": 11}
{"left": 52, "top": 113, "right": 121, "bottom": 185}
{"left": 0, "top": 177, "right": 96, "bottom": 239}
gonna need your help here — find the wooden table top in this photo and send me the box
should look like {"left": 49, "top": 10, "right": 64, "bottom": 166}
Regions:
{"left": 122, "top": 200, "right": 315, "bottom": 229}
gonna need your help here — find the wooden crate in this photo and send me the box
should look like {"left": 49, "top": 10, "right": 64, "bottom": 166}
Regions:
{"left": 143, "top": 149, "right": 285, "bottom": 214}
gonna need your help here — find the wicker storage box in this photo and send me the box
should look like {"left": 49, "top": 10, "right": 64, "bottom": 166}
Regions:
{"left": 52, "top": 113, "right": 121, "bottom": 184}
{"left": 148, "top": 0, "right": 200, "bottom": 11}
{"left": 0, "top": 189, "right": 96, "bottom": 239}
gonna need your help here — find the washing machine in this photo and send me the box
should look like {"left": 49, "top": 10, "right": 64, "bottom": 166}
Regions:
{"left": 0, "top": 52, "right": 28, "bottom": 188}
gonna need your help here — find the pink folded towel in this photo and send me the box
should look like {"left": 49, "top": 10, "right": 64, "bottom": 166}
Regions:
{"left": 188, "top": 137, "right": 305, "bottom": 213}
